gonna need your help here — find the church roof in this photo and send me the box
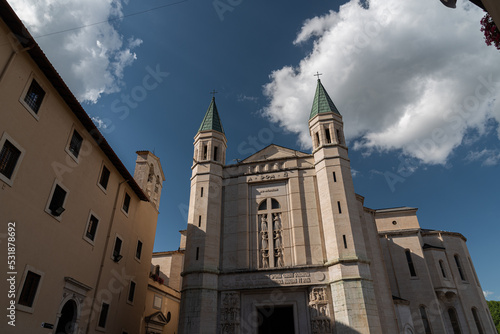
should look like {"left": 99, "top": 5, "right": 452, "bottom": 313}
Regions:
{"left": 198, "top": 97, "right": 224, "bottom": 134}
{"left": 309, "top": 79, "right": 341, "bottom": 119}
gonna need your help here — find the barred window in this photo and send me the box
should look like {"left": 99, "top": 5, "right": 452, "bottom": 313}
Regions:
{"left": 0, "top": 140, "right": 21, "bottom": 179}
{"left": 24, "top": 79, "right": 45, "bottom": 113}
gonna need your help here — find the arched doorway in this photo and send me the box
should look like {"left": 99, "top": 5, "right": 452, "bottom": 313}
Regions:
{"left": 56, "top": 300, "right": 77, "bottom": 334}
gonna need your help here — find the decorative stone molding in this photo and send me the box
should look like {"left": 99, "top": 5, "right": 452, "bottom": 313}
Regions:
{"left": 308, "top": 286, "right": 332, "bottom": 334}
{"left": 220, "top": 291, "right": 240, "bottom": 334}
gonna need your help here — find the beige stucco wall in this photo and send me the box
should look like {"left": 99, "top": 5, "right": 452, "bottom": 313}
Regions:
{"left": 0, "top": 15, "right": 161, "bottom": 334}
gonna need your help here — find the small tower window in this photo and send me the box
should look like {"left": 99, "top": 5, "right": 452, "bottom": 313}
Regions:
{"left": 405, "top": 250, "right": 417, "bottom": 277}
{"left": 343, "top": 235, "right": 347, "bottom": 249}
{"left": 336, "top": 129, "right": 342, "bottom": 144}
{"left": 439, "top": 260, "right": 447, "bottom": 278}
{"left": 315, "top": 132, "right": 320, "bottom": 148}
{"left": 332, "top": 172, "right": 337, "bottom": 182}
{"left": 198, "top": 215, "right": 202, "bottom": 227}
{"left": 203, "top": 145, "right": 208, "bottom": 160}
{"left": 337, "top": 201, "right": 342, "bottom": 214}
{"left": 201, "top": 187, "right": 204, "bottom": 197}
{"left": 213, "top": 146, "right": 218, "bottom": 162}
{"left": 325, "top": 128, "right": 332, "bottom": 143}
{"left": 196, "top": 247, "right": 199, "bottom": 260}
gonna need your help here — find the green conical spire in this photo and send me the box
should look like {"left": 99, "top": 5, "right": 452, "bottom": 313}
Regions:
{"left": 309, "top": 79, "right": 341, "bottom": 120}
{"left": 198, "top": 97, "right": 224, "bottom": 134}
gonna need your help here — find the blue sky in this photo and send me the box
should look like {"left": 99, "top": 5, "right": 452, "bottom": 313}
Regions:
{"left": 8, "top": 0, "right": 500, "bottom": 299}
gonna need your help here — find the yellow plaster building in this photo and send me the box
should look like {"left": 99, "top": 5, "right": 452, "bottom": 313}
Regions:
{"left": 0, "top": 1, "right": 165, "bottom": 333}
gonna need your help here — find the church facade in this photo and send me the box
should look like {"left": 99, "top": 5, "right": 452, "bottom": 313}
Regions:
{"left": 178, "top": 80, "right": 495, "bottom": 334}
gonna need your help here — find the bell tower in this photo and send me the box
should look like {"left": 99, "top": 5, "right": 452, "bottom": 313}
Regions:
{"left": 309, "top": 79, "right": 382, "bottom": 333}
{"left": 178, "top": 96, "right": 226, "bottom": 334}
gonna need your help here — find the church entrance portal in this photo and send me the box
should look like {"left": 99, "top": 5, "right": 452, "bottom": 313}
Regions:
{"left": 55, "top": 300, "right": 77, "bottom": 334}
{"left": 257, "top": 305, "right": 295, "bottom": 334}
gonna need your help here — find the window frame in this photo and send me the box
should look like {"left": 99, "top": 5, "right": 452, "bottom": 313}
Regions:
{"left": 127, "top": 280, "right": 136, "bottom": 305}
{"left": 135, "top": 239, "right": 143, "bottom": 262}
{"left": 97, "top": 164, "right": 111, "bottom": 193}
{"left": 121, "top": 192, "right": 131, "bottom": 216}
{"left": 111, "top": 235, "right": 124, "bottom": 263}
{"left": 153, "top": 294, "right": 162, "bottom": 310}
{"left": 65, "top": 128, "right": 84, "bottom": 163}
{"left": 19, "top": 75, "right": 47, "bottom": 120}
{"left": 0, "top": 132, "right": 25, "bottom": 187}
{"left": 16, "top": 265, "right": 44, "bottom": 313}
{"left": 83, "top": 211, "right": 100, "bottom": 245}
{"left": 44, "top": 180, "right": 69, "bottom": 221}
{"left": 96, "top": 302, "right": 110, "bottom": 330}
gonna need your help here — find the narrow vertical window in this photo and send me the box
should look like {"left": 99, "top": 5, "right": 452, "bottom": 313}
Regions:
{"left": 325, "top": 128, "right": 332, "bottom": 143}
{"left": 419, "top": 306, "right": 432, "bottom": 334}
{"left": 198, "top": 215, "right": 202, "bottom": 227}
{"left": 135, "top": 240, "right": 143, "bottom": 260}
{"left": 332, "top": 171, "right": 337, "bottom": 182}
{"left": 203, "top": 145, "right": 208, "bottom": 160}
{"left": 469, "top": 257, "right": 480, "bottom": 286}
{"left": 337, "top": 201, "right": 342, "bottom": 214}
{"left": 471, "top": 308, "right": 484, "bottom": 334}
{"left": 98, "top": 303, "right": 110, "bottom": 328}
{"left": 85, "top": 215, "right": 99, "bottom": 242}
{"left": 24, "top": 79, "right": 45, "bottom": 113}
{"left": 448, "top": 308, "right": 462, "bottom": 334}
{"left": 454, "top": 255, "right": 466, "bottom": 281}
{"left": 18, "top": 271, "right": 41, "bottom": 307}
{"left": 68, "top": 130, "right": 83, "bottom": 158}
{"left": 201, "top": 187, "right": 204, "bottom": 197}
{"left": 99, "top": 165, "right": 110, "bottom": 190}
{"left": 0, "top": 140, "right": 21, "bottom": 179}
{"left": 122, "top": 193, "right": 131, "bottom": 214}
{"left": 48, "top": 185, "right": 67, "bottom": 217}
{"left": 127, "top": 281, "right": 136, "bottom": 303}
{"left": 343, "top": 235, "right": 347, "bottom": 249}
{"left": 196, "top": 247, "right": 199, "bottom": 260}
{"left": 315, "top": 132, "right": 320, "bottom": 147}
{"left": 405, "top": 250, "right": 417, "bottom": 277}
{"left": 213, "top": 146, "right": 218, "bottom": 161}
{"left": 113, "top": 237, "right": 123, "bottom": 262}
{"left": 336, "top": 129, "right": 342, "bottom": 144}
{"left": 439, "top": 260, "right": 447, "bottom": 278}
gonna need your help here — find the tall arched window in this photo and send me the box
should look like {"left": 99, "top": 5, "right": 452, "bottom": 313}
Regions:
{"left": 419, "top": 306, "right": 432, "bottom": 334}
{"left": 439, "top": 260, "right": 447, "bottom": 278}
{"left": 471, "top": 308, "right": 484, "bottom": 334}
{"left": 454, "top": 255, "right": 466, "bottom": 281}
{"left": 405, "top": 250, "right": 417, "bottom": 277}
{"left": 258, "top": 198, "right": 283, "bottom": 268}
{"left": 448, "top": 308, "right": 462, "bottom": 334}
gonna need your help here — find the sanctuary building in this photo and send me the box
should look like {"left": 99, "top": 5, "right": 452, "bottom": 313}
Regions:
{"left": 178, "top": 80, "right": 495, "bottom": 334}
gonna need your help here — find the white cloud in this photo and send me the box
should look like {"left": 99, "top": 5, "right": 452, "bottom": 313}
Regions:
{"left": 238, "top": 94, "right": 259, "bottom": 103}
{"left": 483, "top": 290, "right": 494, "bottom": 299}
{"left": 7, "top": 0, "right": 142, "bottom": 103}
{"left": 91, "top": 116, "right": 108, "bottom": 129}
{"left": 465, "top": 148, "right": 500, "bottom": 166}
{"left": 262, "top": 0, "right": 500, "bottom": 164}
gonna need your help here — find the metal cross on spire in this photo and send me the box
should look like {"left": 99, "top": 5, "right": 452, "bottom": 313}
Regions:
{"left": 314, "top": 72, "right": 323, "bottom": 80}
{"left": 210, "top": 89, "right": 218, "bottom": 98}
